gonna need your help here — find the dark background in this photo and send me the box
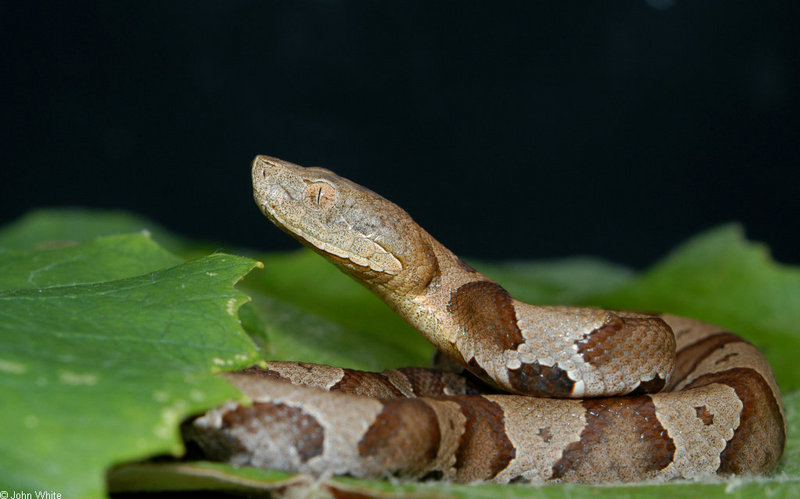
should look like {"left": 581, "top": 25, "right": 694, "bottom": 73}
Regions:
{"left": 2, "top": 1, "right": 798, "bottom": 267}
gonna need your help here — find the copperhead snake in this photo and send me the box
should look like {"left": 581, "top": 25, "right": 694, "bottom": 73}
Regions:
{"left": 183, "top": 156, "right": 786, "bottom": 484}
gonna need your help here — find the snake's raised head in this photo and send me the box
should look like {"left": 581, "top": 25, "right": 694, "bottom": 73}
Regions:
{"left": 252, "top": 155, "right": 428, "bottom": 278}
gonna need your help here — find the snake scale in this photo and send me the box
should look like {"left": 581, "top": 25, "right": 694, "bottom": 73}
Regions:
{"left": 183, "top": 156, "right": 785, "bottom": 484}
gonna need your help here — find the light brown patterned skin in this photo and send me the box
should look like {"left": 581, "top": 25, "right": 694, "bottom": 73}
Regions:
{"left": 183, "top": 156, "right": 786, "bottom": 483}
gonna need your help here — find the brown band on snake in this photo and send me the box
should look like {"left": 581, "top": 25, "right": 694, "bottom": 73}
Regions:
{"left": 576, "top": 315, "right": 669, "bottom": 368}
{"left": 357, "top": 398, "right": 442, "bottom": 477}
{"left": 575, "top": 315, "right": 668, "bottom": 393}
{"left": 447, "top": 281, "right": 525, "bottom": 352}
{"left": 575, "top": 315, "right": 626, "bottom": 362}
{"left": 506, "top": 362, "right": 575, "bottom": 397}
{"left": 684, "top": 367, "right": 785, "bottom": 474}
{"left": 671, "top": 332, "right": 746, "bottom": 387}
{"left": 450, "top": 396, "right": 516, "bottom": 481}
{"left": 628, "top": 375, "right": 667, "bottom": 395}
{"left": 551, "top": 395, "right": 676, "bottom": 482}
{"left": 392, "top": 366, "right": 460, "bottom": 397}
{"left": 397, "top": 367, "right": 448, "bottom": 396}
{"left": 182, "top": 156, "right": 788, "bottom": 484}
{"left": 330, "top": 370, "right": 406, "bottom": 398}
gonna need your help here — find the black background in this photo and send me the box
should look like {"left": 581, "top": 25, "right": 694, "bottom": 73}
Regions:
{"left": 2, "top": 1, "right": 798, "bottom": 267}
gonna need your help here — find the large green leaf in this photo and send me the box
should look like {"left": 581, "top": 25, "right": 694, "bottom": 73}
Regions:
{"left": 0, "top": 231, "right": 261, "bottom": 498}
{"left": 1, "top": 210, "right": 797, "bottom": 497}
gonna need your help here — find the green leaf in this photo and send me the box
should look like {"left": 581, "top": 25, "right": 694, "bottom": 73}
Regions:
{"left": 0, "top": 233, "right": 183, "bottom": 289}
{"left": 2, "top": 210, "right": 797, "bottom": 498}
{"left": 238, "top": 250, "right": 433, "bottom": 370}
{"left": 474, "top": 257, "right": 635, "bottom": 305}
{"left": 0, "top": 208, "right": 189, "bottom": 253}
{"left": 0, "top": 232, "right": 261, "bottom": 498}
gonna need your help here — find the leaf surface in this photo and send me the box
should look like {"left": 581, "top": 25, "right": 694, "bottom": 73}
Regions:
{"left": 0, "top": 231, "right": 260, "bottom": 498}
{"left": 1, "top": 211, "right": 797, "bottom": 498}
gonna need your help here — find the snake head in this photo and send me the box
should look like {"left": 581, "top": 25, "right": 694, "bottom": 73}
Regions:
{"left": 252, "top": 155, "right": 412, "bottom": 276}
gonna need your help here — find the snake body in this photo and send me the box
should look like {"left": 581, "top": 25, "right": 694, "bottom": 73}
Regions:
{"left": 184, "top": 156, "right": 785, "bottom": 483}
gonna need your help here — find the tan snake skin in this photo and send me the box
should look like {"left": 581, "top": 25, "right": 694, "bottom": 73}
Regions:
{"left": 183, "top": 156, "right": 785, "bottom": 484}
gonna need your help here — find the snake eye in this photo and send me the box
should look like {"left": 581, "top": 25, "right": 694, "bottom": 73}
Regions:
{"left": 303, "top": 181, "right": 337, "bottom": 210}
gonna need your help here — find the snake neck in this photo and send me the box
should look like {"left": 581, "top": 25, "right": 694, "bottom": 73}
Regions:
{"left": 328, "top": 226, "right": 497, "bottom": 362}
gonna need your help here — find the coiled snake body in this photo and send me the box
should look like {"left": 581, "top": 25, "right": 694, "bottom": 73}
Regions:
{"left": 184, "top": 156, "right": 785, "bottom": 483}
